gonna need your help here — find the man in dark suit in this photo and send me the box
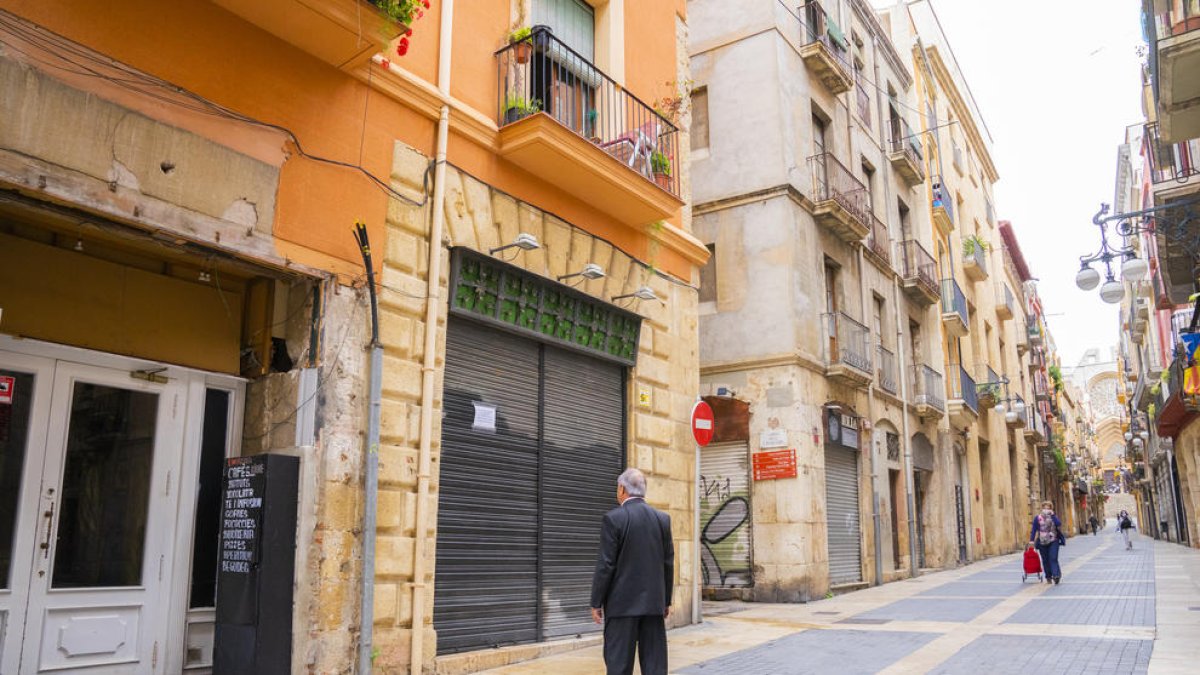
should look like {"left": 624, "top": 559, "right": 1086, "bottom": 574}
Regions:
{"left": 590, "top": 467, "right": 674, "bottom": 675}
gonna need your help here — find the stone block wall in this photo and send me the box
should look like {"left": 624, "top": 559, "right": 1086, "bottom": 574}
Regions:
{"left": 359, "top": 141, "right": 700, "bottom": 671}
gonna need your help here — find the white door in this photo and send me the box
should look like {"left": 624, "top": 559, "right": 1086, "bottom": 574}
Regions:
{"left": 2, "top": 354, "right": 185, "bottom": 673}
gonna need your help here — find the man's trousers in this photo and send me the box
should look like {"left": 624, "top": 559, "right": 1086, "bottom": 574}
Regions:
{"left": 603, "top": 614, "right": 667, "bottom": 675}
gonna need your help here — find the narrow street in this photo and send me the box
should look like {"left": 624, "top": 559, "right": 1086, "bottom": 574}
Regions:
{"left": 479, "top": 525, "right": 1200, "bottom": 674}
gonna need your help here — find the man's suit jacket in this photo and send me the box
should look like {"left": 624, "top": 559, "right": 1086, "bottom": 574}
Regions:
{"left": 590, "top": 497, "right": 674, "bottom": 618}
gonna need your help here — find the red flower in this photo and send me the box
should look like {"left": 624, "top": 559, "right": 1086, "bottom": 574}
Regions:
{"left": 405, "top": 28, "right": 413, "bottom": 36}
{"left": 379, "top": 58, "right": 391, "bottom": 68}
{"left": 397, "top": 43, "right": 409, "bottom": 56}
{"left": 423, "top": 0, "right": 430, "bottom": 8}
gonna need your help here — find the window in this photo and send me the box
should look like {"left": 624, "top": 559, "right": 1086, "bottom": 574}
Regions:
{"left": 533, "top": 0, "right": 595, "bottom": 60}
{"left": 691, "top": 87, "right": 709, "bottom": 151}
{"left": 861, "top": 160, "right": 876, "bottom": 209}
{"left": 873, "top": 294, "right": 887, "bottom": 347}
{"left": 824, "top": 260, "right": 839, "bottom": 314}
{"left": 699, "top": 243, "right": 717, "bottom": 303}
{"left": 909, "top": 320, "right": 921, "bottom": 367}
{"left": 898, "top": 198, "right": 910, "bottom": 239}
{"left": 813, "top": 114, "right": 828, "bottom": 155}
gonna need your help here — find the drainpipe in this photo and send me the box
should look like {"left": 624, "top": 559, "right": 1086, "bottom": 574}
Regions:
{"left": 409, "top": 0, "right": 455, "bottom": 672}
{"left": 871, "top": 34, "right": 920, "bottom": 580}
{"left": 357, "top": 223, "right": 384, "bottom": 674}
{"left": 859, "top": 247, "right": 884, "bottom": 586}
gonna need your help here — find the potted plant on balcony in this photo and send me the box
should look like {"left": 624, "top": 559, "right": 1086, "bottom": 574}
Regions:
{"left": 502, "top": 95, "right": 542, "bottom": 125}
{"left": 507, "top": 24, "right": 533, "bottom": 64}
{"left": 962, "top": 235, "right": 989, "bottom": 258}
{"left": 976, "top": 381, "right": 1001, "bottom": 409}
{"left": 651, "top": 150, "right": 671, "bottom": 189}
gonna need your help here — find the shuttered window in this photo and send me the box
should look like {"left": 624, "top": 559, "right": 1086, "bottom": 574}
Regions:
{"left": 435, "top": 317, "right": 625, "bottom": 653}
{"left": 532, "top": 0, "right": 595, "bottom": 60}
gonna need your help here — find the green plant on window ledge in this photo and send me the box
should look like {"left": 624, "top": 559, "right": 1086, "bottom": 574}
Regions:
{"left": 962, "top": 234, "right": 990, "bottom": 257}
{"left": 1048, "top": 364, "right": 1064, "bottom": 392}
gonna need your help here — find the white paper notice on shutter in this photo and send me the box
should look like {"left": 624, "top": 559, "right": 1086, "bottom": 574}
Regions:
{"left": 472, "top": 402, "right": 497, "bottom": 432}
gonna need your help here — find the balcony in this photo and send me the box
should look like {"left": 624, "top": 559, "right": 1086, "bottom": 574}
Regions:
{"left": 1028, "top": 347, "right": 1046, "bottom": 374}
{"left": 799, "top": 1, "right": 854, "bottom": 94}
{"left": 996, "top": 283, "right": 1015, "bottom": 320}
{"left": 947, "top": 363, "right": 979, "bottom": 428}
{"left": 1148, "top": 2, "right": 1200, "bottom": 142}
{"left": 931, "top": 176, "right": 954, "bottom": 235}
{"left": 824, "top": 312, "right": 873, "bottom": 388}
{"left": 1033, "top": 373, "right": 1050, "bottom": 401}
{"left": 900, "top": 240, "right": 940, "bottom": 306}
{"left": 1016, "top": 320, "right": 1030, "bottom": 355}
{"left": 495, "top": 28, "right": 683, "bottom": 226}
{"left": 808, "top": 153, "right": 872, "bottom": 243}
{"left": 887, "top": 117, "right": 925, "bottom": 186}
{"left": 212, "top": 0, "right": 406, "bottom": 70}
{"left": 1007, "top": 394, "right": 1027, "bottom": 429}
{"left": 856, "top": 74, "right": 872, "bottom": 127}
{"left": 877, "top": 344, "right": 899, "bottom": 395}
{"left": 1028, "top": 323, "right": 1044, "bottom": 347}
{"left": 1145, "top": 122, "right": 1200, "bottom": 192}
{"left": 962, "top": 239, "right": 989, "bottom": 281}
{"left": 976, "top": 364, "right": 1002, "bottom": 410}
{"left": 864, "top": 212, "right": 892, "bottom": 272}
{"left": 912, "top": 364, "right": 946, "bottom": 419}
{"left": 1025, "top": 411, "right": 1048, "bottom": 445}
{"left": 940, "top": 278, "right": 969, "bottom": 337}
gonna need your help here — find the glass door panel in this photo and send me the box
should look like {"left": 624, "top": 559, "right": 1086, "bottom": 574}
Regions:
{"left": 51, "top": 382, "right": 158, "bottom": 589}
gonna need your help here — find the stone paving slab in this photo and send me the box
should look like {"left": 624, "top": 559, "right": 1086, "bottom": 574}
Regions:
{"left": 918, "top": 581, "right": 1029, "bottom": 597}
{"left": 677, "top": 629, "right": 940, "bottom": 675}
{"left": 850, "top": 597, "right": 1004, "bottom": 622}
{"left": 928, "top": 634, "right": 1152, "bottom": 674}
{"left": 1003, "top": 597, "right": 1155, "bottom": 627}
{"left": 1039, "top": 581, "right": 1155, "bottom": 598}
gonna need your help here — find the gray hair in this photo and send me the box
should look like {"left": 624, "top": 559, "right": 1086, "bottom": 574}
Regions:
{"left": 618, "top": 468, "right": 647, "bottom": 497}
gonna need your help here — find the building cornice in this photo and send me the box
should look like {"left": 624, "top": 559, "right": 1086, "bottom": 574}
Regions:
{"left": 926, "top": 45, "right": 999, "bottom": 183}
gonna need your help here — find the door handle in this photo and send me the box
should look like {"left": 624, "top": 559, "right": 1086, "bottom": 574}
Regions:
{"left": 40, "top": 501, "right": 55, "bottom": 558}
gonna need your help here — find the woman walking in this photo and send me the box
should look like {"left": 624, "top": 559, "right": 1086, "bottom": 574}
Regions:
{"left": 1029, "top": 501, "right": 1064, "bottom": 584}
{"left": 1118, "top": 510, "right": 1135, "bottom": 550}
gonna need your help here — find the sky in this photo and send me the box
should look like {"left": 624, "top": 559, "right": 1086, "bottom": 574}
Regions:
{"left": 916, "top": 0, "right": 1145, "bottom": 368}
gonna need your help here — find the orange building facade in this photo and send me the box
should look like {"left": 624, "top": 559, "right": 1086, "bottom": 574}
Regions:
{"left": 0, "top": 1, "right": 704, "bottom": 672}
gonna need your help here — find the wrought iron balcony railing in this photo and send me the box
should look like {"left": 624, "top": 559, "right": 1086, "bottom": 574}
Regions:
{"left": 888, "top": 116, "right": 922, "bottom": 164}
{"left": 824, "top": 312, "right": 873, "bottom": 374}
{"left": 900, "top": 240, "right": 939, "bottom": 297}
{"left": 941, "top": 278, "right": 968, "bottom": 324}
{"left": 496, "top": 27, "right": 680, "bottom": 197}
{"left": 809, "top": 152, "right": 871, "bottom": 222}
{"left": 997, "top": 283, "right": 1015, "bottom": 315}
{"left": 912, "top": 364, "right": 945, "bottom": 411}
{"left": 949, "top": 362, "right": 979, "bottom": 414}
{"left": 1145, "top": 122, "right": 1200, "bottom": 184}
{"left": 865, "top": 212, "right": 891, "bottom": 267}
{"left": 801, "top": 1, "right": 853, "bottom": 71}
{"left": 877, "top": 344, "right": 898, "bottom": 394}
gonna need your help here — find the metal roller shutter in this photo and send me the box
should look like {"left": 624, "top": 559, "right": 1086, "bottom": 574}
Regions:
{"left": 824, "top": 446, "right": 863, "bottom": 584}
{"left": 700, "top": 442, "right": 752, "bottom": 588}
{"left": 539, "top": 346, "right": 624, "bottom": 639}
{"left": 434, "top": 319, "right": 541, "bottom": 653}
{"left": 435, "top": 317, "right": 626, "bottom": 652}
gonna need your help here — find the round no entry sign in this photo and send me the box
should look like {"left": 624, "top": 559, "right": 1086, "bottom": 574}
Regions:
{"left": 691, "top": 400, "right": 715, "bottom": 447}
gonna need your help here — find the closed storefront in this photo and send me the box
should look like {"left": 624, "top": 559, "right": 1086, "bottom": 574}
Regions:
{"left": 699, "top": 442, "right": 752, "bottom": 589}
{"left": 824, "top": 409, "right": 862, "bottom": 585}
{"left": 434, "top": 249, "right": 635, "bottom": 654}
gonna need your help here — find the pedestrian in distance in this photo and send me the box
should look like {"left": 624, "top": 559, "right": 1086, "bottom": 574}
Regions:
{"left": 1029, "top": 500, "right": 1065, "bottom": 585}
{"left": 590, "top": 468, "right": 674, "bottom": 675}
{"left": 1118, "top": 510, "right": 1135, "bottom": 550}
{"left": 1089, "top": 515, "right": 1100, "bottom": 535}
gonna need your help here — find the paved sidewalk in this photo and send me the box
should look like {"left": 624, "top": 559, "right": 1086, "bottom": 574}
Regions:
{"left": 473, "top": 527, "right": 1200, "bottom": 674}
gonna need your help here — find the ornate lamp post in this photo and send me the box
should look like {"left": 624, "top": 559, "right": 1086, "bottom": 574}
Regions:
{"left": 1075, "top": 200, "right": 1200, "bottom": 304}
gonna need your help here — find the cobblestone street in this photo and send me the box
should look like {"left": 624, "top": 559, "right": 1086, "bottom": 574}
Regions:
{"left": 478, "top": 525, "right": 1200, "bottom": 674}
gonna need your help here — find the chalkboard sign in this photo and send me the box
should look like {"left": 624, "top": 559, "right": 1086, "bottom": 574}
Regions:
{"left": 214, "top": 454, "right": 298, "bottom": 675}
{"left": 221, "top": 458, "right": 266, "bottom": 575}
